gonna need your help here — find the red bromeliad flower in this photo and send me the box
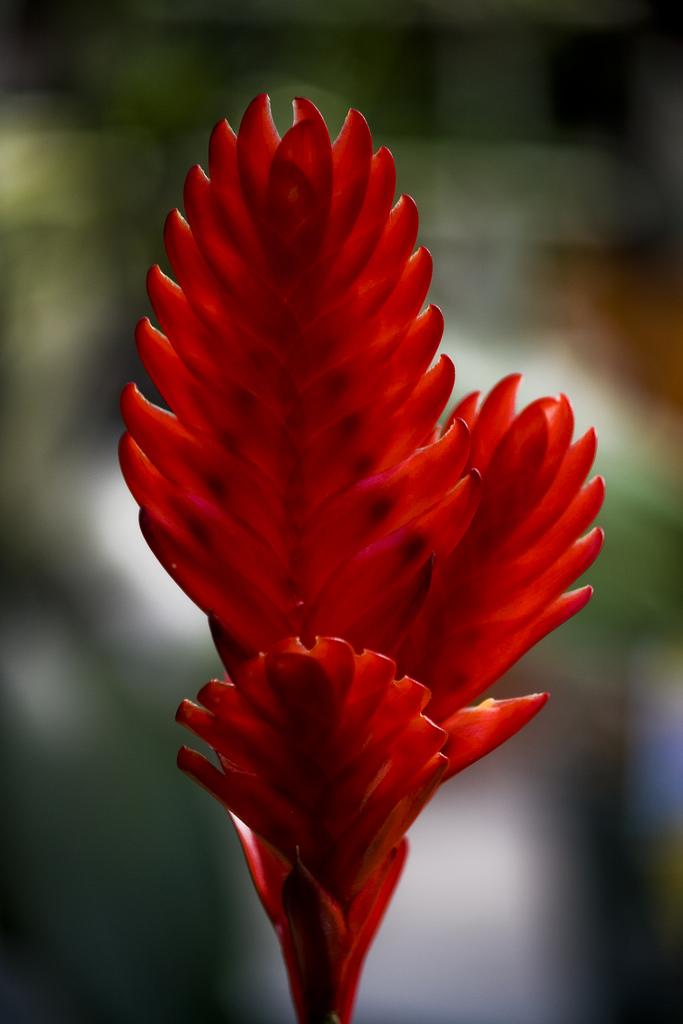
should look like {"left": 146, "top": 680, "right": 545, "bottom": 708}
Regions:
{"left": 120, "top": 95, "right": 604, "bottom": 1024}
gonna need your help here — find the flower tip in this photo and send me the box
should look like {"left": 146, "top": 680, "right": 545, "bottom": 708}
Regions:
{"left": 565, "top": 583, "right": 594, "bottom": 617}
{"left": 185, "top": 162, "right": 209, "bottom": 192}
{"left": 163, "top": 207, "right": 187, "bottom": 245}
{"left": 134, "top": 314, "right": 151, "bottom": 337}
{"left": 176, "top": 744, "right": 194, "bottom": 772}
{"left": 397, "top": 191, "right": 417, "bottom": 212}
{"left": 552, "top": 392, "right": 575, "bottom": 422}
{"left": 208, "top": 118, "right": 237, "bottom": 162}
{"left": 426, "top": 302, "right": 445, "bottom": 334}
{"left": 292, "top": 96, "right": 324, "bottom": 122}
{"left": 175, "top": 699, "right": 190, "bottom": 725}
{"left": 119, "top": 380, "right": 139, "bottom": 420}
{"left": 239, "top": 92, "right": 277, "bottom": 135}
{"left": 441, "top": 414, "right": 469, "bottom": 444}
{"left": 117, "top": 429, "right": 134, "bottom": 470}
{"left": 436, "top": 351, "right": 456, "bottom": 390}
{"left": 346, "top": 106, "right": 369, "bottom": 128}
{"left": 145, "top": 262, "right": 163, "bottom": 294}
{"left": 374, "top": 143, "right": 394, "bottom": 165}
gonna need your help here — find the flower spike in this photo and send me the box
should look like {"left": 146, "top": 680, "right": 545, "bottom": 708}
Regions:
{"left": 177, "top": 638, "right": 446, "bottom": 1022}
{"left": 400, "top": 383, "right": 604, "bottom": 720}
{"left": 121, "top": 95, "right": 604, "bottom": 1024}
{"left": 121, "top": 94, "right": 462, "bottom": 668}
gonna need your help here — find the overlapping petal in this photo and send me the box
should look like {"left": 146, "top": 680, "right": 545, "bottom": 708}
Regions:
{"left": 177, "top": 638, "right": 446, "bottom": 1022}
{"left": 400, "top": 374, "right": 604, "bottom": 721}
{"left": 177, "top": 638, "right": 447, "bottom": 897}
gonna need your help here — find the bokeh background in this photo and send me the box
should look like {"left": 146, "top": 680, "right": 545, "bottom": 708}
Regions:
{"left": 1, "top": 1, "right": 682, "bottom": 1022}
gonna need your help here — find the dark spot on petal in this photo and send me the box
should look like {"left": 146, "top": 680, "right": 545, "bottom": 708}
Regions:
{"left": 187, "top": 518, "right": 208, "bottom": 544}
{"left": 339, "top": 411, "right": 361, "bottom": 438}
{"left": 207, "top": 474, "right": 226, "bottom": 498}
{"left": 233, "top": 387, "right": 257, "bottom": 414}
{"left": 326, "top": 367, "right": 349, "bottom": 399}
{"left": 369, "top": 495, "right": 393, "bottom": 522}
{"left": 402, "top": 534, "right": 425, "bottom": 562}
{"left": 354, "top": 454, "right": 374, "bottom": 477}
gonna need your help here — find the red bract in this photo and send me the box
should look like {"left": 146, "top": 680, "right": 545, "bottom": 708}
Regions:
{"left": 120, "top": 95, "right": 604, "bottom": 1024}
{"left": 178, "top": 638, "right": 445, "bottom": 1023}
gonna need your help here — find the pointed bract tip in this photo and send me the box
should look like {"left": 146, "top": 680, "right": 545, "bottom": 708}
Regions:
{"left": 239, "top": 92, "right": 275, "bottom": 131}
{"left": 208, "top": 118, "right": 237, "bottom": 165}
{"left": 346, "top": 107, "right": 370, "bottom": 132}
{"left": 117, "top": 429, "right": 134, "bottom": 468}
{"left": 175, "top": 698, "right": 195, "bottom": 726}
{"left": 177, "top": 744, "right": 194, "bottom": 772}
{"left": 146, "top": 262, "right": 178, "bottom": 304}
{"left": 119, "top": 380, "right": 138, "bottom": 419}
{"left": 292, "top": 96, "right": 325, "bottom": 124}
{"left": 163, "top": 207, "right": 187, "bottom": 240}
{"left": 374, "top": 143, "right": 395, "bottom": 168}
{"left": 498, "top": 372, "right": 523, "bottom": 397}
{"left": 437, "top": 350, "right": 456, "bottom": 384}
{"left": 185, "top": 162, "right": 209, "bottom": 193}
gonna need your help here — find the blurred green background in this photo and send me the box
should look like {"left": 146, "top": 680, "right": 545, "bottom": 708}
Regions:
{"left": 1, "top": 1, "right": 682, "bottom": 1022}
